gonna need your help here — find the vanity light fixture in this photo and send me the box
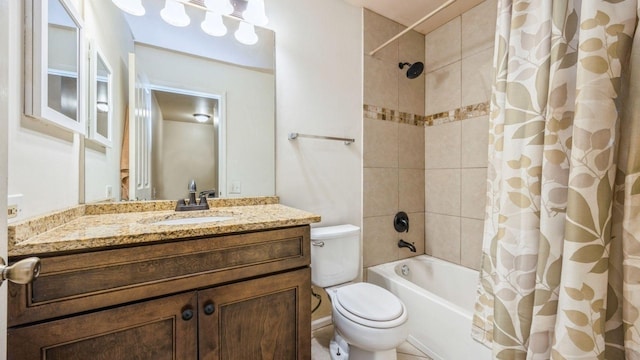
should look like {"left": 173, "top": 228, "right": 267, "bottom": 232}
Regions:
{"left": 235, "top": 21, "right": 258, "bottom": 45}
{"left": 201, "top": 12, "right": 227, "bottom": 37}
{"left": 243, "top": 0, "right": 268, "bottom": 26}
{"left": 111, "top": 0, "right": 266, "bottom": 44}
{"left": 112, "top": 0, "right": 145, "bottom": 16}
{"left": 204, "top": 0, "right": 234, "bottom": 16}
{"left": 193, "top": 113, "right": 211, "bottom": 123}
{"left": 160, "top": 0, "right": 191, "bottom": 27}
{"left": 96, "top": 101, "right": 109, "bottom": 113}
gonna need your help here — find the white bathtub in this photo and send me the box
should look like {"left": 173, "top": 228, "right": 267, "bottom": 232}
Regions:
{"left": 367, "top": 255, "right": 491, "bottom": 360}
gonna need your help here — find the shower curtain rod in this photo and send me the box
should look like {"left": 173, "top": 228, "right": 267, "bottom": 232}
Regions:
{"left": 368, "top": 0, "right": 457, "bottom": 56}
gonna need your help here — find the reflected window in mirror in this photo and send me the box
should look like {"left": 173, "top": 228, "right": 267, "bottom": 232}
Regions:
{"left": 25, "top": 0, "right": 86, "bottom": 133}
{"left": 89, "top": 44, "right": 113, "bottom": 147}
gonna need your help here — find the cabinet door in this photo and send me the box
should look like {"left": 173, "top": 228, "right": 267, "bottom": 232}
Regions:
{"left": 8, "top": 292, "right": 198, "bottom": 360}
{"left": 198, "top": 268, "right": 311, "bottom": 360}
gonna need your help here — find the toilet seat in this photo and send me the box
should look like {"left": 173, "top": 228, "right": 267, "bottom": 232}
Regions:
{"left": 333, "top": 283, "right": 407, "bottom": 329}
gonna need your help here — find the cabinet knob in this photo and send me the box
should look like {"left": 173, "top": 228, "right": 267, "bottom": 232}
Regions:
{"left": 0, "top": 257, "right": 41, "bottom": 285}
{"left": 204, "top": 303, "right": 215, "bottom": 315}
{"left": 181, "top": 308, "right": 194, "bottom": 321}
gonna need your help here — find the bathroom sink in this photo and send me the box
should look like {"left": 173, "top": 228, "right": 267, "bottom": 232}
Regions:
{"left": 151, "top": 216, "right": 234, "bottom": 226}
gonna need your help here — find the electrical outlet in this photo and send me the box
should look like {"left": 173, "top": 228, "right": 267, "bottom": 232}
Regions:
{"left": 230, "top": 180, "right": 242, "bottom": 194}
{"left": 8, "top": 194, "right": 23, "bottom": 221}
{"left": 106, "top": 185, "right": 113, "bottom": 199}
{"left": 7, "top": 205, "right": 18, "bottom": 219}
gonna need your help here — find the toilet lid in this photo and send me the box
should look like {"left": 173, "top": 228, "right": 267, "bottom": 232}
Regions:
{"left": 335, "top": 283, "right": 404, "bottom": 322}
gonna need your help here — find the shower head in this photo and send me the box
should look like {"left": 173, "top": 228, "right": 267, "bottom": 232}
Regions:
{"left": 399, "top": 62, "right": 424, "bottom": 79}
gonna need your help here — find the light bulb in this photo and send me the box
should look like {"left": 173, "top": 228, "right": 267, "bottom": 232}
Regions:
{"left": 112, "top": 0, "right": 145, "bottom": 16}
{"left": 160, "top": 0, "right": 190, "bottom": 27}
{"left": 204, "top": 0, "right": 233, "bottom": 16}
{"left": 193, "top": 113, "right": 210, "bottom": 123}
{"left": 201, "top": 12, "right": 227, "bottom": 37}
{"left": 243, "top": 0, "right": 268, "bottom": 26}
{"left": 235, "top": 21, "right": 258, "bottom": 45}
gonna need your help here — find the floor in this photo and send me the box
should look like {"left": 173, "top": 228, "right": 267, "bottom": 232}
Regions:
{"left": 311, "top": 325, "right": 432, "bottom": 360}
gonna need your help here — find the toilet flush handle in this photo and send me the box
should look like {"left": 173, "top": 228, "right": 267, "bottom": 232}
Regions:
{"left": 312, "top": 241, "right": 325, "bottom": 247}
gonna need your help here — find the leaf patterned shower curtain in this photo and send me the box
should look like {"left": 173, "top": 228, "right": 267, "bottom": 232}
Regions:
{"left": 472, "top": 0, "right": 640, "bottom": 359}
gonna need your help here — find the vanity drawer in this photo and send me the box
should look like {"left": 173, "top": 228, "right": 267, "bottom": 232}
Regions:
{"left": 8, "top": 226, "right": 310, "bottom": 327}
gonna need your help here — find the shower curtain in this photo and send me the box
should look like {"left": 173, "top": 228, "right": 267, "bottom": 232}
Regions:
{"left": 472, "top": 0, "right": 640, "bottom": 359}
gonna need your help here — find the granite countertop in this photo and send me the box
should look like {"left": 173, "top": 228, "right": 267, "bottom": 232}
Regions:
{"left": 8, "top": 197, "right": 321, "bottom": 257}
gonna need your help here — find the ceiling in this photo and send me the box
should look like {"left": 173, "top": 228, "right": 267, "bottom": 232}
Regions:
{"left": 345, "top": 0, "right": 484, "bottom": 35}
{"left": 152, "top": 90, "right": 217, "bottom": 125}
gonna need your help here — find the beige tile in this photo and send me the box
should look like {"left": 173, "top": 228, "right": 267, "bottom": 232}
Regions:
{"left": 398, "top": 212, "right": 425, "bottom": 259}
{"left": 425, "top": 120, "right": 461, "bottom": 169}
{"left": 461, "top": 48, "right": 493, "bottom": 107}
{"left": 399, "top": 123, "right": 425, "bottom": 169}
{"left": 399, "top": 169, "right": 425, "bottom": 213}
{"left": 364, "top": 167, "right": 399, "bottom": 217}
{"left": 461, "top": 116, "right": 490, "bottom": 168}
{"left": 461, "top": 218, "right": 485, "bottom": 270}
{"left": 425, "top": 213, "right": 461, "bottom": 264}
{"left": 425, "top": 17, "right": 461, "bottom": 72}
{"left": 400, "top": 29, "right": 425, "bottom": 66}
{"left": 398, "top": 28, "right": 425, "bottom": 115}
{"left": 365, "top": 55, "right": 400, "bottom": 109}
{"left": 461, "top": 168, "right": 487, "bottom": 219}
{"left": 311, "top": 286, "right": 331, "bottom": 321}
{"left": 364, "top": 9, "right": 401, "bottom": 63}
{"left": 425, "top": 61, "right": 461, "bottom": 115}
{"left": 364, "top": 215, "right": 400, "bottom": 267}
{"left": 399, "top": 69, "right": 425, "bottom": 115}
{"left": 461, "top": 0, "right": 498, "bottom": 58}
{"left": 311, "top": 325, "right": 334, "bottom": 360}
{"left": 364, "top": 118, "right": 398, "bottom": 168}
{"left": 425, "top": 169, "right": 460, "bottom": 216}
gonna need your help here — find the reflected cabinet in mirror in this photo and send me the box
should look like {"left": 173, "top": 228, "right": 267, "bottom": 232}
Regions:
{"left": 88, "top": 43, "right": 113, "bottom": 147}
{"left": 25, "top": 0, "right": 86, "bottom": 134}
{"left": 81, "top": 0, "right": 275, "bottom": 203}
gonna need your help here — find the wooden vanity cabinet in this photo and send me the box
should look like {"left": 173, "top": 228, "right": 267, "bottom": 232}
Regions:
{"left": 7, "top": 226, "right": 311, "bottom": 360}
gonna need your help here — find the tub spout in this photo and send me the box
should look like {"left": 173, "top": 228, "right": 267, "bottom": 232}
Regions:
{"left": 398, "top": 239, "right": 416, "bottom": 252}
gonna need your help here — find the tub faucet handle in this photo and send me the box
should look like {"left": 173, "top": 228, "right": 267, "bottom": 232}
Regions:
{"left": 394, "top": 211, "right": 409, "bottom": 233}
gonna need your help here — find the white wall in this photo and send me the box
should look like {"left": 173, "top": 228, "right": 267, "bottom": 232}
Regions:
{"left": 83, "top": 0, "right": 134, "bottom": 203}
{"left": 159, "top": 120, "right": 216, "bottom": 200}
{"left": 268, "top": 0, "right": 363, "bottom": 227}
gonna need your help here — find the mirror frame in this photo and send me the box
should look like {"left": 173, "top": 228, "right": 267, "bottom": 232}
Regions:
{"left": 88, "top": 41, "right": 113, "bottom": 147}
{"left": 24, "top": 0, "right": 86, "bottom": 134}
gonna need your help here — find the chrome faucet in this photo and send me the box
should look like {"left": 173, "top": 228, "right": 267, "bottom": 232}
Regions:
{"left": 398, "top": 239, "right": 416, "bottom": 252}
{"left": 175, "top": 179, "right": 210, "bottom": 211}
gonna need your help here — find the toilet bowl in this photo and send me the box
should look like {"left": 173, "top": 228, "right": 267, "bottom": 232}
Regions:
{"left": 328, "top": 283, "right": 408, "bottom": 360}
{"left": 310, "top": 225, "right": 409, "bottom": 360}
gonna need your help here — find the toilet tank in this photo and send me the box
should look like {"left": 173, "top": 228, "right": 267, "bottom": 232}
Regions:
{"left": 310, "top": 224, "right": 360, "bottom": 288}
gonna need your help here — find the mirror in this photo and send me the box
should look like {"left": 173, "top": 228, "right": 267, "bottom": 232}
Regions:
{"left": 82, "top": 0, "right": 275, "bottom": 203}
{"left": 148, "top": 88, "right": 219, "bottom": 201}
{"left": 25, "top": 0, "right": 86, "bottom": 133}
{"left": 88, "top": 43, "right": 113, "bottom": 147}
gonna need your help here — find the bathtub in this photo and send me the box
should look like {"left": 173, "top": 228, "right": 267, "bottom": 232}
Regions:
{"left": 367, "top": 255, "right": 491, "bottom": 360}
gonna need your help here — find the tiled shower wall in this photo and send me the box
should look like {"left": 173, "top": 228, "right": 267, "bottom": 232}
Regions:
{"left": 423, "top": 0, "right": 497, "bottom": 270}
{"left": 363, "top": 9, "right": 426, "bottom": 268}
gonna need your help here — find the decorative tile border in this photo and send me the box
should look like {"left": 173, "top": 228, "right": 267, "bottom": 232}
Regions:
{"left": 425, "top": 101, "right": 490, "bottom": 126}
{"left": 363, "top": 104, "right": 426, "bottom": 126}
{"left": 364, "top": 101, "right": 490, "bottom": 127}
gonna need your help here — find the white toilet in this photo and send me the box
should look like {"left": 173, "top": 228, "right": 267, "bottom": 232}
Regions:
{"left": 311, "top": 225, "right": 409, "bottom": 360}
